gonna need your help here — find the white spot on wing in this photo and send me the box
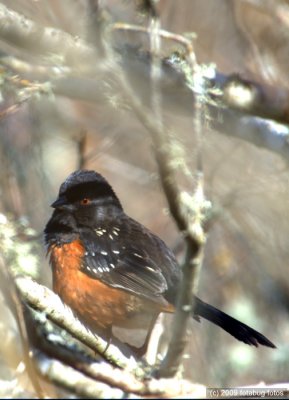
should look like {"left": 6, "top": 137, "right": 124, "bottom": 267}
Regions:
{"left": 110, "top": 263, "right": 115, "bottom": 269}
{"left": 113, "top": 250, "right": 120, "bottom": 254}
{"left": 95, "top": 228, "right": 107, "bottom": 236}
{"left": 101, "top": 251, "right": 108, "bottom": 256}
{"left": 133, "top": 253, "right": 143, "bottom": 259}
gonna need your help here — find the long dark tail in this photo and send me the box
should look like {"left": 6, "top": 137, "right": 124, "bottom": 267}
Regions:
{"left": 194, "top": 297, "right": 276, "bottom": 348}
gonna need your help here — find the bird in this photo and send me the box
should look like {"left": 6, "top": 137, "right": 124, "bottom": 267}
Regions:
{"left": 44, "top": 169, "right": 275, "bottom": 356}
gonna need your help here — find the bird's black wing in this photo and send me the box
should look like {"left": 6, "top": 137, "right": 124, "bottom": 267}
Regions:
{"left": 79, "top": 216, "right": 181, "bottom": 304}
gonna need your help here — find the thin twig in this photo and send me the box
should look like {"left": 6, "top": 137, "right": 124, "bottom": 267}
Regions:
{"left": 111, "top": 23, "right": 197, "bottom": 67}
{"left": 75, "top": 129, "right": 87, "bottom": 170}
{"left": 109, "top": 17, "right": 208, "bottom": 377}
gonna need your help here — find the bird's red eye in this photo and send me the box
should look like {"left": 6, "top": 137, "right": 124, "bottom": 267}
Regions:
{"left": 80, "top": 198, "right": 91, "bottom": 205}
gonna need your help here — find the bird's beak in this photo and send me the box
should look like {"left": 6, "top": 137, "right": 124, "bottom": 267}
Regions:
{"left": 51, "top": 196, "right": 72, "bottom": 210}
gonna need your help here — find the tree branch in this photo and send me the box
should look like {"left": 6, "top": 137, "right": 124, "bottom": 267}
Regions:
{"left": 34, "top": 351, "right": 206, "bottom": 399}
{"left": 0, "top": 3, "right": 94, "bottom": 64}
{"left": 104, "top": 16, "right": 209, "bottom": 377}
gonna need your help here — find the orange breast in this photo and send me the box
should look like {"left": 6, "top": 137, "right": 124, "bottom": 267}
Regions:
{"left": 48, "top": 240, "right": 165, "bottom": 332}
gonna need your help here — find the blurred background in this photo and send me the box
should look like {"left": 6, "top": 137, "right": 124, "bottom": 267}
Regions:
{"left": 0, "top": 0, "right": 288, "bottom": 395}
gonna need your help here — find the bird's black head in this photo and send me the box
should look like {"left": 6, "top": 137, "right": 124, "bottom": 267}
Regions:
{"left": 52, "top": 170, "right": 122, "bottom": 210}
{"left": 45, "top": 170, "right": 123, "bottom": 241}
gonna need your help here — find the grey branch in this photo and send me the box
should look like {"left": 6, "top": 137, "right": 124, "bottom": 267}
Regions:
{"left": 0, "top": 3, "right": 94, "bottom": 64}
{"left": 106, "top": 18, "right": 209, "bottom": 376}
{"left": 35, "top": 351, "right": 206, "bottom": 398}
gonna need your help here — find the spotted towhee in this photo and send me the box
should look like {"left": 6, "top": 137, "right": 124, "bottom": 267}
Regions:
{"left": 44, "top": 170, "right": 275, "bottom": 356}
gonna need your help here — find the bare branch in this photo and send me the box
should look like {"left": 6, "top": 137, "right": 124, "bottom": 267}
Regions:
{"left": 107, "top": 16, "right": 209, "bottom": 377}
{"left": 34, "top": 351, "right": 206, "bottom": 399}
{"left": 0, "top": 3, "right": 94, "bottom": 64}
{"left": 111, "top": 22, "right": 197, "bottom": 66}
{"left": 75, "top": 129, "right": 87, "bottom": 170}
